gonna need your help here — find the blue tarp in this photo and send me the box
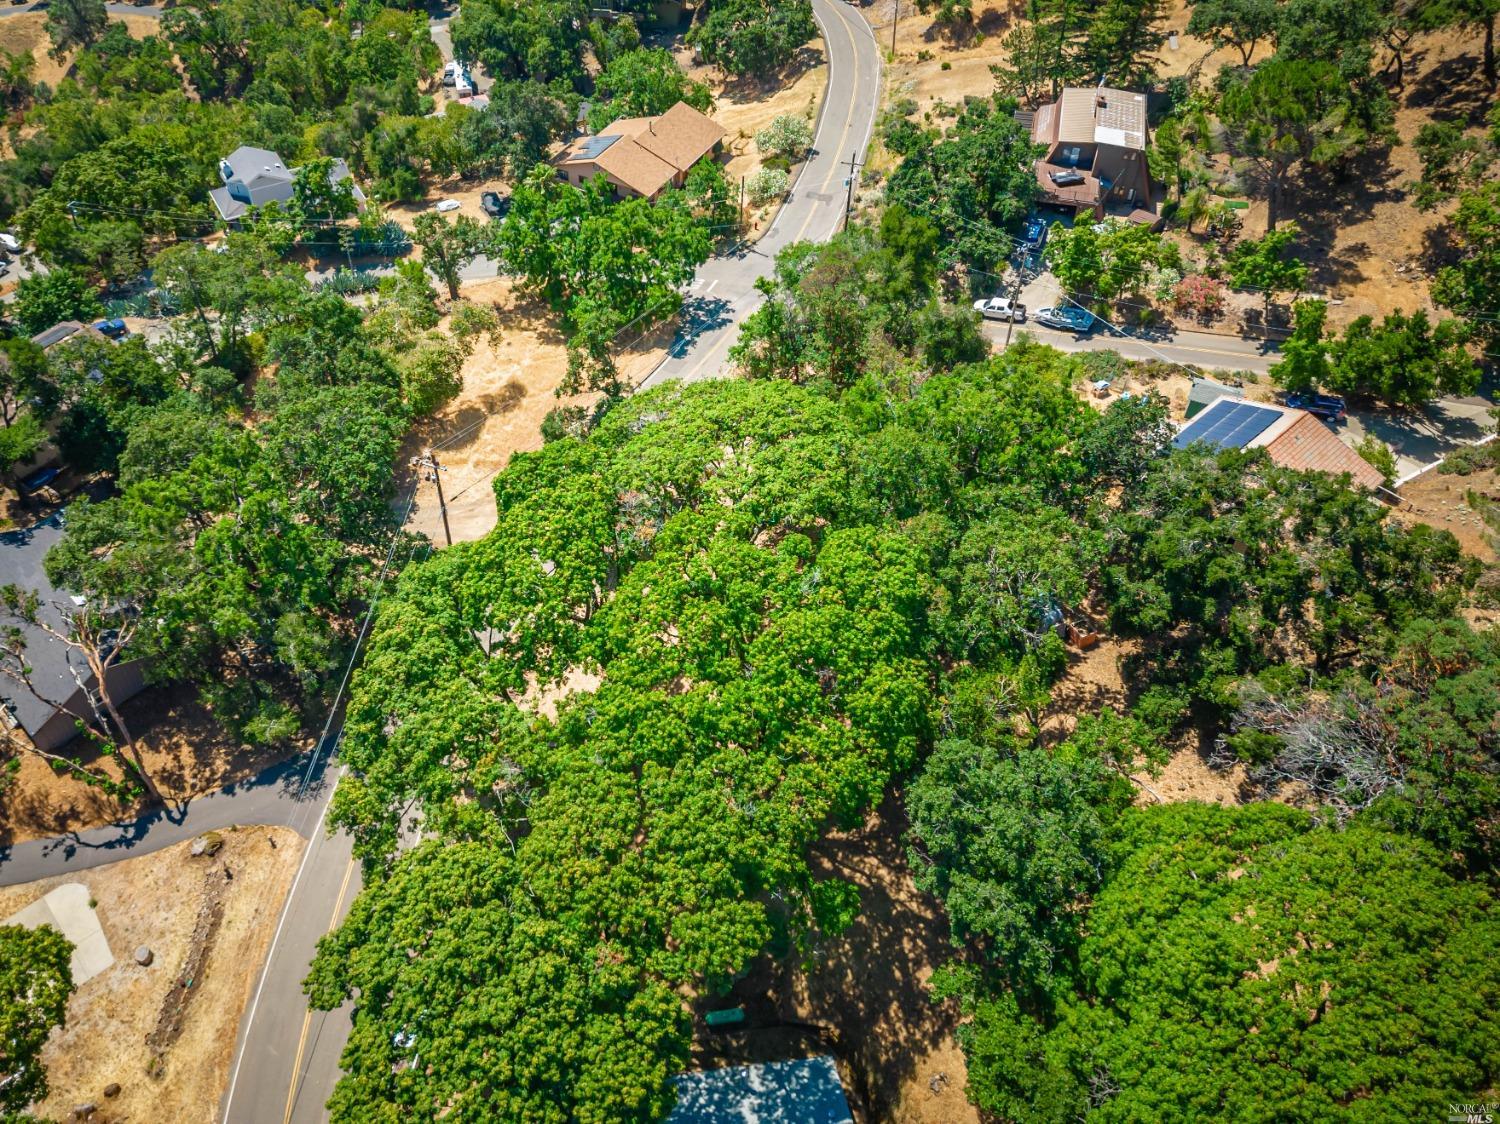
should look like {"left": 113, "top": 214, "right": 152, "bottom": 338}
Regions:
{"left": 668, "top": 1056, "right": 854, "bottom": 1124}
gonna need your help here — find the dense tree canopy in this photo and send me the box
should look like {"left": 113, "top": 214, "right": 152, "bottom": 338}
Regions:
{"left": 0, "top": 924, "right": 74, "bottom": 1114}
{"left": 947, "top": 804, "right": 1500, "bottom": 1122}
{"left": 885, "top": 94, "right": 1040, "bottom": 271}
{"left": 686, "top": 0, "right": 818, "bottom": 78}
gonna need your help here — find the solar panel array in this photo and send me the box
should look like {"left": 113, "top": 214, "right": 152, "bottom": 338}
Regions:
{"left": 1172, "top": 401, "right": 1282, "bottom": 450}
{"left": 575, "top": 135, "right": 620, "bottom": 159}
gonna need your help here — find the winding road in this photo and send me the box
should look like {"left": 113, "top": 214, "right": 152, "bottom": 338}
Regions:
{"left": 0, "top": 5, "right": 882, "bottom": 1121}
{"left": 642, "top": 0, "right": 881, "bottom": 388}
{"left": 230, "top": 10, "right": 880, "bottom": 1117}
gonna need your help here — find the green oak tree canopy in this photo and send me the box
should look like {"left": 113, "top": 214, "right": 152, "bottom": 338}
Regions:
{"left": 947, "top": 804, "right": 1500, "bottom": 1123}
{"left": 0, "top": 924, "right": 74, "bottom": 1114}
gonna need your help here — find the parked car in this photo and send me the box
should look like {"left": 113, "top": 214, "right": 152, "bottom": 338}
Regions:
{"left": 92, "top": 318, "right": 128, "bottom": 339}
{"left": 1285, "top": 391, "right": 1347, "bottom": 421}
{"left": 19, "top": 466, "right": 60, "bottom": 496}
{"left": 1033, "top": 306, "right": 1095, "bottom": 333}
{"left": 441, "top": 60, "right": 458, "bottom": 87}
{"left": 480, "top": 191, "right": 508, "bottom": 220}
{"left": 0, "top": 232, "right": 19, "bottom": 252}
{"left": 433, "top": 199, "right": 461, "bottom": 213}
{"left": 972, "top": 296, "right": 1025, "bottom": 322}
{"left": 1019, "top": 215, "right": 1048, "bottom": 252}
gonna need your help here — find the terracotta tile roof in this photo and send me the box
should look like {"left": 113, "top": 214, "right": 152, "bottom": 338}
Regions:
{"left": 1261, "top": 412, "right": 1386, "bottom": 490}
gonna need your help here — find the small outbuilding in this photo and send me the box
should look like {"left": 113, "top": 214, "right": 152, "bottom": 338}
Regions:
{"left": 1184, "top": 377, "right": 1245, "bottom": 418}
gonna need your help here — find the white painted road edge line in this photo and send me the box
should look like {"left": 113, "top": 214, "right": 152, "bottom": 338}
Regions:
{"left": 221, "top": 765, "right": 345, "bottom": 1123}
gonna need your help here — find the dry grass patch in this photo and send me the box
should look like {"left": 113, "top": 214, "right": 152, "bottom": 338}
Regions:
{"left": 398, "top": 276, "right": 669, "bottom": 544}
{"left": 0, "top": 827, "right": 304, "bottom": 1124}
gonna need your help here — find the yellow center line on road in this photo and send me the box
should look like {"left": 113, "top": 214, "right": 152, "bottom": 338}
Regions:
{"left": 672, "top": 0, "right": 869, "bottom": 386}
{"left": 792, "top": 3, "right": 861, "bottom": 246}
{"left": 280, "top": 856, "right": 358, "bottom": 1124}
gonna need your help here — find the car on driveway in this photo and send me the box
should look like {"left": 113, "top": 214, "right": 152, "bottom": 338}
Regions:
{"left": 480, "top": 191, "right": 508, "bottom": 220}
{"left": 433, "top": 199, "right": 461, "bottom": 213}
{"left": 0, "top": 232, "right": 19, "bottom": 252}
{"left": 972, "top": 296, "right": 1025, "bottom": 322}
{"left": 1019, "top": 215, "right": 1048, "bottom": 252}
{"left": 1284, "top": 391, "right": 1347, "bottom": 421}
{"left": 92, "top": 318, "right": 128, "bottom": 339}
{"left": 1032, "top": 306, "right": 1095, "bottom": 333}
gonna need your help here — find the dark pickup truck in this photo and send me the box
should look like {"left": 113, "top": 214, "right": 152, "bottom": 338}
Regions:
{"left": 1285, "top": 392, "right": 1347, "bottom": 422}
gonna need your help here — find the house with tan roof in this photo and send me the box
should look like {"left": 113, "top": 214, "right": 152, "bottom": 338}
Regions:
{"left": 1172, "top": 394, "right": 1386, "bottom": 491}
{"left": 555, "top": 101, "right": 726, "bottom": 201}
{"left": 1018, "top": 86, "right": 1156, "bottom": 224}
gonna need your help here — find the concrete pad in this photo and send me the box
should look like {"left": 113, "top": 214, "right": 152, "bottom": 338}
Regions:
{"left": 4, "top": 882, "right": 115, "bottom": 984}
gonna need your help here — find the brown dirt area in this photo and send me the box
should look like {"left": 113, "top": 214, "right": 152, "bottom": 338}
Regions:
{"left": 397, "top": 276, "right": 669, "bottom": 544}
{"left": 1391, "top": 463, "right": 1500, "bottom": 564}
{"left": 2, "top": 12, "right": 161, "bottom": 90}
{"left": 0, "top": 827, "right": 304, "bottom": 1124}
{"left": 699, "top": 791, "right": 978, "bottom": 1124}
{"left": 1, "top": 683, "right": 312, "bottom": 846}
{"left": 675, "top": 41, "right": 830, "bottom": 238}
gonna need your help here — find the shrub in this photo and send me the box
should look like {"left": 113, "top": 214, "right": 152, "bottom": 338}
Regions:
{"left": 747, "top": 167, "right": 790, "bottom": 206}
{"left": 755, "top": 114, "right": 813, "bottom": 160}
{"left": 1356, "top": 434, "right": 1398, "bottom": 486}
{"left": 1172, "top": 273, "right": 1226, "bottom": 320}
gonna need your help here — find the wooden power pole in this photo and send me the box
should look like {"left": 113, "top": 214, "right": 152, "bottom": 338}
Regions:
{"left": 410, "top": 450, "right": 453, "bottom": 548}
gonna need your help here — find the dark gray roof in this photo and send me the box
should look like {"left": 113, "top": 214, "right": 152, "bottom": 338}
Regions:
{"left": 30, "top": 321, "right": 87, "bottom": 350}
{"left": 1173, "top": 399, "right": 1282, "bottom": 451}
{"left": 667, "top": 1057, "right": 853, "bottom": 1124}
{"left": 0, "top": 512, "right": 86, "bottom": 737}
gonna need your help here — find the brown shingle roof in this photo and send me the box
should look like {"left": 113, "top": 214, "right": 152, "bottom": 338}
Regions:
{"left": 556, "top": 101, "right": 725, "bottom": 198}
{"left": 593, "top": 137, "right": 679, "bottom": 197}
{"left": 1261, "top": 412, "right": 1386, "bottom": 490}
{"left": 627, "top": 101, "right": 726, "bottom": 173}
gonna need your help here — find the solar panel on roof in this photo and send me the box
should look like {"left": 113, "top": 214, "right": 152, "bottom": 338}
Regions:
{"left": 576, "top": 135, "right": 620, "bottom": 159}
{"left": 1173, "top": 401, "right": 1282, "bottom": 451}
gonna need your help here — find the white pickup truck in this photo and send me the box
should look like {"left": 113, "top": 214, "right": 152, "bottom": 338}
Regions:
{"left": 972, "top": 296, "right": 1025, "bottom": 322}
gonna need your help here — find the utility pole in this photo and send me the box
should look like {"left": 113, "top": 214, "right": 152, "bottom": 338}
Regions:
{"left": 891, "top": 0, "right": 898, "bottom": 55}
{"left": 1003, "top": 266, "right": 1028, "bottom": 349}
{"left": 410, "top": 450, "right": 452, "bottom": 548}
{"left": 842, "top": 152, "right": 864, "bottom": 230}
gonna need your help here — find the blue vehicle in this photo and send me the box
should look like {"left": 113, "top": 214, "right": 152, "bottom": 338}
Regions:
{"left": 1033, "top": 306, "right": 1095, "bottom": 333}
{"left": 1020, "top": 215, "right": 1049, "bottom": 252}
{"left": 1285, "top": 392, "right": 1347, "bottom": 421}
{"left": 93, "top": 318, "right": 127, "bottom": 339}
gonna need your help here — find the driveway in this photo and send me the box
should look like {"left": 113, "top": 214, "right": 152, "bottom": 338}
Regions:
{"left": 640, "top": 0, "right": 882, "bottom": 388}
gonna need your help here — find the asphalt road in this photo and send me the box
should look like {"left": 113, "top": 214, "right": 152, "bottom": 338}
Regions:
{"left": 219, "top": 771, "right": 362, "bottom": 1124}
{"left": 640, "top": 0, "right": 882, "bottom": 389}
{"left": 0, "top": 751, "right": 332, "bottom": 887}
{"left": 986, "top": 320, "right": 1285, "bottom": 375}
